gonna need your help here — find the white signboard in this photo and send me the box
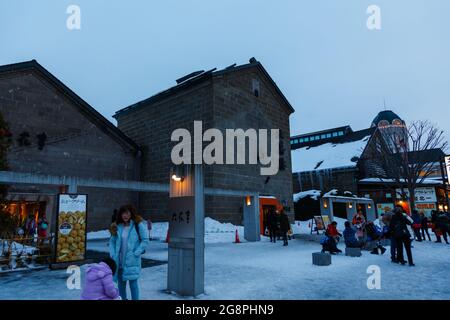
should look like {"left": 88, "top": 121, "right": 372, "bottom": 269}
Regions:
{"left": 396, "top": 187, "right": 437, "bottom": 203}
{"left": 445, "top": 155, "right": 450, "bottom": 185}
{"left": 56, "top": 194, "right": 87, "bottom": 263}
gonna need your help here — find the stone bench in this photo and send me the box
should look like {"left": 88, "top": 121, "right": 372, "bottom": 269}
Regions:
{"left": 312, "top": 252, "right": 331, "bottom": 266}
{"left": 345, "top": 247, "right": 362, "bottom": 257}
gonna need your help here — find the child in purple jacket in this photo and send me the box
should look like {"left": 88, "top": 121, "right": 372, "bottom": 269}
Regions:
{"left": 81, "top": 258, "right": 120, "bottom": 300}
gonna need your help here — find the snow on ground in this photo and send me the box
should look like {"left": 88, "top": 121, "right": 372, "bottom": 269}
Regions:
{"left": 1, "top": 236, "right": 449, "bottom": 300}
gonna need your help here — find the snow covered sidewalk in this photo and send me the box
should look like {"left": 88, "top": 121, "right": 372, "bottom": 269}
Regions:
{"left": 0, "top": 236, "right": 448, "bottom": 300}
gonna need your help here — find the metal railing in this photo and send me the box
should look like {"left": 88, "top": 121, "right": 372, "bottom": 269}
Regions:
{"left": 0, "top": 234, "right": 54, "bottom": 272}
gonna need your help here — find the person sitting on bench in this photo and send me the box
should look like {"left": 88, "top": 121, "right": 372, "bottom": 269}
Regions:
{"left": 343, "top": 221, "right": 364, "bottom": 248}
{"left": 321, "top": 233, "right": 342, "bottom": 254}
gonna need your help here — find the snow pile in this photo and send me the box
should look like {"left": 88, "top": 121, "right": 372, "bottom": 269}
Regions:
{"left": 149, "top": 221, "right": 169, "bottom": 240}
{"left": 291, "top": 136, "right": 370, "bottom": 173}
{"left": 324, "top": 189, "right": 338, "bottom": 196}
{"left": 87, "top": 230, "right": 111, "bottom": 240}
{"left": 0, "top": 240, "right": 38, "bottom": 256}
{"left": 87, "top": 218, "right": 245, "bottom": 244}
{"left": 293, "top": 190, "right": 321, "bottom": 202}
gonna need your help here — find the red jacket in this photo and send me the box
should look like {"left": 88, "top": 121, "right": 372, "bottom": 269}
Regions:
{"left": 327, "top": 224, "right": 340, "bottom": 237}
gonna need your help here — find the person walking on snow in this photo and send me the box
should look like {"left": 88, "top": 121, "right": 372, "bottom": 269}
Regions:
{"left": 419, "top": 212, "right": 431, "bottom": 241}
{"left": 267, "top": 209, "right": 278, "bottom": 243}
{"left": 411, "top": 210, "right": 423, "bottom": 242}
{"left": 279, "top": 210, "right": 290, "bottom": 246}
{"left": 389, "top": 207, "right": 414, "bottom": 266}
{"left": 109, "top": 204, "right": 149, "bottom": 300}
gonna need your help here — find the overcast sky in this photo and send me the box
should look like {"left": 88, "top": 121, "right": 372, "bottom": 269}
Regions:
{"left": 1, "top": 0, "right": 449, "bottom": 144}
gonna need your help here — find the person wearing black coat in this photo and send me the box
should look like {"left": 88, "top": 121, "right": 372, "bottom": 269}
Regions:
{"left": 419, "top": 212, "right": 431, "bottom": 241}
{"left": 267, "top": 210, "right": 278, "bottom": 243}
{"left": 389, "top": 208, "right": 414, "bottom": 266}
{"left": 431, "top": 211, "right": 450, "bottom": 244}
{"left": 279, "top": 210, "right": 290, "bottom": 246}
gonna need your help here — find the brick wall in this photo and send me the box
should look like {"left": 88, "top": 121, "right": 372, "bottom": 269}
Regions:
{"left": 0, "top": 70, "right": 139, "bottom": 231}
{"left": 116, "top": 66, "right": 294, "bottom": 224}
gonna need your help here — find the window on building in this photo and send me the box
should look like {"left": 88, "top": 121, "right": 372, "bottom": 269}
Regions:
{"left": 326, "top": 133, "right": 332, "bottom": 138}
{"left": 299, "top": 138, "right": 304, "bottom": 143}
{"left": 321, "top": 134, "right": 326, "bottom": 139}
{"left": 252, "top": 79, "right": 260, "bottom": 97}
{"left": 338, "top": 131, "right": 344, "bottom": 136}
{"left": 332, "top": 132, "right": 338, "bottom": 137}
{"left": 304, "top": 137, "right": 309, "bottom": 142}
{"left": 315, "top": 135, "right": 320, "bottom": 140}
{"left": 310, "top": 136, "right": 315, "bottom": 141}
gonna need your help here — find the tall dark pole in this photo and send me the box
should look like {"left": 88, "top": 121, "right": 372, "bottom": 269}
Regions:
{"left": 440, "top": 157, "right": 450, "bottom": 211}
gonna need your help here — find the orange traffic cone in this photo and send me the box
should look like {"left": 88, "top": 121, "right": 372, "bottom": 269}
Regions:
{"left": 234, "top": 229, "right": 240, "bottom": 243}
{"left": 165, "top": 229, "right": 170, "bottom": 243}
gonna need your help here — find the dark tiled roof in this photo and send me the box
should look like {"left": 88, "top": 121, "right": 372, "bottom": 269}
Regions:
{"left": 114, "top": 58, "right": 295, "bottom": 118}
{"left": 0, "top": 60, "right": 140, "bottom": 152}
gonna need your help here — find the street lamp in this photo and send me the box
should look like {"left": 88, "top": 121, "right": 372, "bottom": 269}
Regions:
{"left": 171, "top": 165, "right": 185, "bottom": 182}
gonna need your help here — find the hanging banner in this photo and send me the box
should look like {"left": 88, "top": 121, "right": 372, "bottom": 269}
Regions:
{"left": 445, "top": 155, "right": 450, "bottom": 185}
{"left": 396, "top": 187, "right": 437, "bottom": 203}
{"left": 55, "top": 194, "right": 87, "bottom": 263}
{"left": 416, "top": 203, "right": 436, "bottom": 218}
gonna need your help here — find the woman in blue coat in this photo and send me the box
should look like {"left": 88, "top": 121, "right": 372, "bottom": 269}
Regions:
{"left": 110, "top": 205, "right": 149, "bottom": 300}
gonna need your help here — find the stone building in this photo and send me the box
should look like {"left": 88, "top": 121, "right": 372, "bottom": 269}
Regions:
{"left": 0, "top": 60, "right": 140, "bottom": 231}
{"left": 114, "top": 58, "right": 295, "bottom": 224}
{"left": 291, "top": 110, "right": 449, "bottom": 220}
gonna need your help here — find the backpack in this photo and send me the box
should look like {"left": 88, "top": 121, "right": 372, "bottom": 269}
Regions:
{"left": 393, "top": 219, "right": 409, "bottom": 238}
{"left": 134, "top": 222, "right": 146, "bottom": 254}
{"left": 134, "top": 222, "right": 142, "bottom": 242}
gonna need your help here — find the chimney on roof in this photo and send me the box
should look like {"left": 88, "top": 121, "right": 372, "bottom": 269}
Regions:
{"left": 249, "top": 57, "right": 258, "bottom": 64}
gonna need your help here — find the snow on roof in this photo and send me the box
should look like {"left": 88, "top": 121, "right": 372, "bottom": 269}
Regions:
{"left": 359, "top": 178, "right": 444, "bottom": 185}
{"left": 324, "top": 189, "right": 338, "bottom": 196}
{"left": 293, "top": 190, "right": 321, "bottom": 202}
{"left": 322, "top": 195, "right": 373, "bottom": 202}
{"left": 291, "top": 136, "right": 371, "bottom": 173}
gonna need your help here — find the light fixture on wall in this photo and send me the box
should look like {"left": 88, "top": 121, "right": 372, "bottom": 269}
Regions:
{"left": 445, "top": 205, "right": 448, "bottom": 211}
{"left": 171, "top": 165, "right": 185, "bottom": 182}
{"left": 368, "top": 204, "right": 372, "bottom": 209}
{"left": 348, "top": 203, "right": 353, "bottom": 209}
{"left": 323, "top": 200, "right": 328, "bottom": 209}
{"left": 246, "top": 196, "right": 252, "bottom": 206}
